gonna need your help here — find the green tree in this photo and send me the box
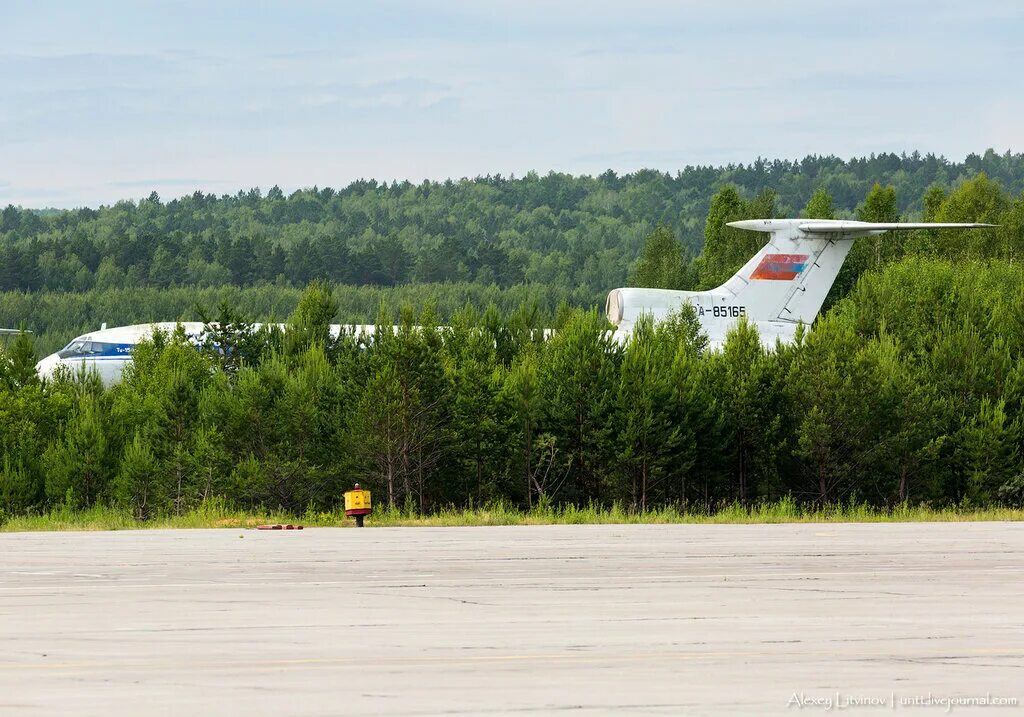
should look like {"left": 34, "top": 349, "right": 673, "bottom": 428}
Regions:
{"left": 198, "top": 302, "right": 265, "bottom": 376}
{"left": 503, "top": 347, "right": 547, "bottom": 507}
{"left": 957, "top": 398, "right": 1018, "bottom": 505}
{"left": 0, "top": 456, "right": 39, "bottom": 514}
{"left": 696, "top": 187, "right": 776, "bottom": 290}
{"left": 718, "top": 319, "right": 783, "bottom": 503}
{"left": 935, "top": 174, "right": 1009, "bottom": 260}
{"left": 285, "top": 280, "right": 338, "bottom": 356}
{"left": 113, "top": 326, "right": 216, "bottom": 514}
{"left": 351, "top": 307, "right": 448, "bottom": 511}
{"left": 274, "top": 346, "right": 348, "bottom": 508}
{"left": 696, "top": 185, "right": 749, "bottom": 289}
{"left": 350, "top": 363, "right": 405, "bottom": 507}
{"left": 922, "top": 184, "right": 946, "bottom": 221}
{"left": 443, "top": 310, "right": 504, "bottom": 504}
{"left": 0, "top": 379, "right": 57, "bottom": 513}
{"left": 831, "top": 184, "right": 900, "bottom": 300}
{"left": 187, "top": 425, "right": 229, "bottom": 503}
{"left": 113, "top": 432, "right": 161, "bottom": 519}
{"left": 43, "top": 394, "right": 108, "bottom": 507}
{"left": 93, "top": 257, "right": 127, "bottom": 290}
{"left": 857, "top": 183, "right": 899, "bottom": 264}
{"left": 662, "top": 331, "right": 720, "bottom": 508}
{"left": 628, "top": 225, "right": 693, "bottom": 290}
{"left": 801, "top": 187, "right": 835, "bottom": 219}
{"left": 614, "top": 316, "right": 679, "bottom": 510}
{"left": 4, "top": 326, "right": 39, "bottom": 389}
{"left": 540, "top": 309, "right": 621, "bottom": 504}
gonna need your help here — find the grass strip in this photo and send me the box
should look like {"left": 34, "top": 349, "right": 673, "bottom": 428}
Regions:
{"left": 3, "top": 496, "right": 1022, "bottom": 532}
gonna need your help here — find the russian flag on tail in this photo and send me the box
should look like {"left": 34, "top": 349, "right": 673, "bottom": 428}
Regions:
{"left": 750, "top": 254, "right": 809, "bottom": 281}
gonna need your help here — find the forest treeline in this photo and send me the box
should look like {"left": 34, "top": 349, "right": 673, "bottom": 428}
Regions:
{"left": 3, "top": 261, "right": 1024, "bottom": 521}
{"left": 3, "top": 149, "right": 1024, "bottom": 297}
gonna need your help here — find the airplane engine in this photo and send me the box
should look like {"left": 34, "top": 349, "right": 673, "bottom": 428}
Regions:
{"left": 604, "top": 287, "right": 696, "bottom": 330}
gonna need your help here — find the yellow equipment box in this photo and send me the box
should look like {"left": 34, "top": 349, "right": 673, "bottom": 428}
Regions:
{"left": 344, "top": 488, "right": 372, "bottom": 515}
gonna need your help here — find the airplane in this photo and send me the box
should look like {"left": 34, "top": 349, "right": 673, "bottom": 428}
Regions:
{"left": 605, "top": 218, "right": 994, "bottom": 347}
{"left": 34, "top": 322, "right": 383, "bottom": 385}
{"left": 35, "top": 218, "right": 994, "bottom": 384}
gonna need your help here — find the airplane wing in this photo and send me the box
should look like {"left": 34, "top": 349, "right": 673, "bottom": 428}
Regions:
{"left": 0, "top": 328, "right": 28, "bottom": 336}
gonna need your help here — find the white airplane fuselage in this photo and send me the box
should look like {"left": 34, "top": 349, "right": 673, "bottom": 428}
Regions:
{"left": 35, "top": 322, "right": 206, "bottom": 386}
{"left": 35, "top": 322, "right": 384, "bottom": 385}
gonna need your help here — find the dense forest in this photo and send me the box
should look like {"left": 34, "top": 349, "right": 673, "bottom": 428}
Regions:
{"left": 4, "top": 150, "right": 1024, "bottom": 295}
{"left": 3, "top": 149, "right": 1024, "bottom": 518}
{"left": 5, "top": 149, "right": 1024, "bottom": 354}
{"left": 3, "top": 264, "right": 1024, "bottom": 519}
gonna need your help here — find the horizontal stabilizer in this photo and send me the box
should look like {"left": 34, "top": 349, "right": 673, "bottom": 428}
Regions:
{"left": 727, "top": 218, "right": 997, "bottom": 237}
{"left": 798, "top": 221, "right": 996, "bottom": 234}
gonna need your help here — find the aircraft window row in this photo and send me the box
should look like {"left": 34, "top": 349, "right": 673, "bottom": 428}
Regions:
{"left": 57, "top": 341, "right": 121, "bottom": 358}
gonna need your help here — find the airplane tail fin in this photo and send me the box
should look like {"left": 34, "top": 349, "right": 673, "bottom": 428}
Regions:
{"left": 721, "top": 219, "right": 995, "bottom": 325}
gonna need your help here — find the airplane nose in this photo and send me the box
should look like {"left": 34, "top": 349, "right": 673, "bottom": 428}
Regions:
{"left": 35, "top": 354, "right": 60, "bottom": 381}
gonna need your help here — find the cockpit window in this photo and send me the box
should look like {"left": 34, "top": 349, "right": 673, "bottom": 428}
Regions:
{"left": 57, "top": 340, "right": 124, "bottom": 359}
{"left": 58, "top": 340, "right": 87, "bottom": 358}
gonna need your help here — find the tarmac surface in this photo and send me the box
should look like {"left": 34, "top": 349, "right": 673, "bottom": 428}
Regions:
{"left": 1, "top": 523, "right": 1022, "bottom": 716}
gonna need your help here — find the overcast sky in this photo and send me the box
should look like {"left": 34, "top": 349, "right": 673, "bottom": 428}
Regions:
{"left": 3, "top": 0, "right": 1022, "bottom": 208}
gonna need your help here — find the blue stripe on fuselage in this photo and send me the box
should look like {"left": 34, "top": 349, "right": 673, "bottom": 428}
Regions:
{"left": 78, "top": 343, "right": 135, "bottom": 358}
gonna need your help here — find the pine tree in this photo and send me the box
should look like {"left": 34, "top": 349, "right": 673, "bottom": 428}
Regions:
{"left": 43, "top": 395, "right": 108, "bottom": 507}
{"left": 277, "top": 345, "right": 345, "bottom": 509}
{"left": 959, "top": 398, "right": 1019, "bottom": 505}
{"left": 696, "top": 187, "right": 775, "bottom": 289}
{"left": 444, "top": 311, "right": 503, "bottom": 505}
{"left": 113, "top": 432, "right": 161, "bottom": 519}
{"left": 0, "top": 456, "right": 40, "bottom": 514}
{"left": 718, "top": 319, "right": 785, "bottom": 503}
{"left": 350, "top": 307, "right": 449, "bottom": 511}
{"left": 285, "top": 280, "right": 338, "bottom": 357}
{"left": 351, "top": 363, "right": 404, "bottom": 507}
{"left": 6, "top": 327, "right": 38, "bottom": 389}
{"left": 615, "top": 316, "right": 679, "bottom": 510}
{"left": 697, "top": 185, "right": 749, "bottom": 289}
{"left": 667, "top": 344, "right": 718, "bottom": 507}
{"left": 229, "top": 454, "right": 270, "bottom": 510}
{"left": 198, "top": 302, "right": 262, "bottom": 376}
{"left": 187, "top": 426, "right": 229, "bottom": 503}
{"left": 628, "top": 225, "right": 693, "bottom": 290}
{"left": 503, "top": 346, "right": 547, "bottom": 507}
{"left": 540, "top": 309, "right": 621, "bottom": 504}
